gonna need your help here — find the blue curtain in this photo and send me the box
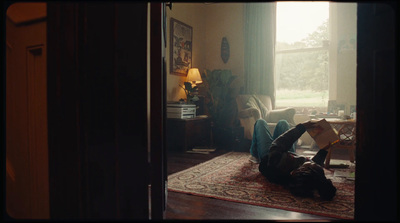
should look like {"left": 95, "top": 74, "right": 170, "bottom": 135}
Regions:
{"left": 244, "top": 3, "right": 276, "bottom": 108}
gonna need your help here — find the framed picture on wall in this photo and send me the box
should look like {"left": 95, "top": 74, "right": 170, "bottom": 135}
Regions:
{"left": 170, "top": 18, "right": 192, "bottom": 76}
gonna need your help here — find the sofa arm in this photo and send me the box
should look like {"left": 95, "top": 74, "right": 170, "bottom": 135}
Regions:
{"left": 266, "top": 108, "right": 296, "bottom": 125}
{"left": 238, "top": 107, "right": 261, "bottom": 120}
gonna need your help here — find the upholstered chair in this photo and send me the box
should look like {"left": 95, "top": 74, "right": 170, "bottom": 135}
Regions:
{"left": 236, "top": 94, "right": 296, "bottom": 140}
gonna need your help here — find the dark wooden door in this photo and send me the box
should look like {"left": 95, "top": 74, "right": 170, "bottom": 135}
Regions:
{"left": 355, "top": 2, "right": 398, "bottom": 221}
{"left": 46, "top": 2, "right": 165, "bottom": 220}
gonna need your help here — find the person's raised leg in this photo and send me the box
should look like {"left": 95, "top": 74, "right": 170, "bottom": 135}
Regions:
{"left": 273, "top": 119, "right": 296, "bottom": 152}
{"left": 250, "top": 119, "right": 274, "bottom": 162}
{"left": 272, "top": 120, "right": 291, "bottom": 139}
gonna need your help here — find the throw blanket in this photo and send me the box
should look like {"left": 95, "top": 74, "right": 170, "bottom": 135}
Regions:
{"left": 245, "top": 95, "right": 269, "bottom": 120}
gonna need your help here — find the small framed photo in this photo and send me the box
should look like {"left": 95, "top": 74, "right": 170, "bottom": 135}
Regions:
{"left": 170, "top": 18, "right": 192, "bottom": 76}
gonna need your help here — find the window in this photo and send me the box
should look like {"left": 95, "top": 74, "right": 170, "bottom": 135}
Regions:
{"left": 275, "top": 2, "right": 329, "bottom": 113}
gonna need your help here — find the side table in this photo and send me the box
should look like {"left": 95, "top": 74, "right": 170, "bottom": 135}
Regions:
{"left": 166, "top": 116, "right": 211, "bottom": 152}
{"left": 310, "top": 118, "right": 356, "bottom": 168}
{"left": 324, "top": 119, "right": 356, "bottom": 168}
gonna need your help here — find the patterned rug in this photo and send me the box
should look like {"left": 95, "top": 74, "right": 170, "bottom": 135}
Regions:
{"left": 168, "top": 152, "right": 354, "bottom": 220}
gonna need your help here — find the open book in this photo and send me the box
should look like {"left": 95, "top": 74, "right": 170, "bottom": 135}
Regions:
{"left": 306, "top": 119, "right": 340, "bottom": 149}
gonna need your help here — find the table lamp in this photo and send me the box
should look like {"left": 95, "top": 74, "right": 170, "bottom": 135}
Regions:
{"left": 186, "top": 68, "right": 204, "bottom": 112}
{"left": 186, "top": 68, "right": 202, "bottom": 88}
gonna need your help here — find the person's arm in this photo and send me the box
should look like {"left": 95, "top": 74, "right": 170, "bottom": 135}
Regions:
{"left": 301, "top": 119, "right": 320, "bottom": 129}
{"left": 270, "top": 123, "right": 307, "bottom": 153}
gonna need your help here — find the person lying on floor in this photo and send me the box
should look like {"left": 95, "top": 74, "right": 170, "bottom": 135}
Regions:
{"left": 250, "top": 119, "right": 337, "bottom": 200}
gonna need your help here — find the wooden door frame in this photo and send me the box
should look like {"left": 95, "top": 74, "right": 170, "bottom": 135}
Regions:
{"left": 149, "top": 2, "right": 167, "bottom": 220}
{"left": 5, "top": 2, "right": 49, "bottom": 219}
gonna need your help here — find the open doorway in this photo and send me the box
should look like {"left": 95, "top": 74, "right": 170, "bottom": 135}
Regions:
{"left": 165, "top": 2, "right": 357, "bottom": 220}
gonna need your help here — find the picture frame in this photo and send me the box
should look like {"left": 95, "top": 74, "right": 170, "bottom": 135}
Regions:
{"left": 170, "top": 18, "right": 192, "bottom": 76}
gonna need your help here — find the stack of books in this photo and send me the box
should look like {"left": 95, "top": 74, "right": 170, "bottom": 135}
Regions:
{"left": 167, "top": 102, "right": 196, "bottom": 119}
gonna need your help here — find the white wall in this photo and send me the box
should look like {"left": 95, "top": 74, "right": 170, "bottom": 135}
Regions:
{"left": 166, "top": 3, "right": 244, "bottom": 101}
{"left": 329, "top": 3, "right": 357, "bottom": 115}
{"left": 166, "top": 3, "right": 207, "bottom": 101}
{"left": 203, "top": 3, "right": 244, "bottom": 88}
{"left": 205, "top": 3, "right": 245, "bottom": 95}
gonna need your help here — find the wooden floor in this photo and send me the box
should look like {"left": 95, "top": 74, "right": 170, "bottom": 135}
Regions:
{"left": 165, "top": 140, "right": 353, "bottom": 220}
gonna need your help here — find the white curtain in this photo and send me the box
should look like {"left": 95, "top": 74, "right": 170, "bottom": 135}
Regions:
{"left": 244, "top": 2, "right": 277, "bottom": 108}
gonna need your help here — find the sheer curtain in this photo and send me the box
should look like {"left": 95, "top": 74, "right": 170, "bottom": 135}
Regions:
{"left": 244, "top": 2, "right": 277, "bottom": 108}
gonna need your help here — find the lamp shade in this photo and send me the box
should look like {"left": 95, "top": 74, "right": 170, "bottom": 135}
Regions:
{"left": 186, "top": 68, "right": 202, "bottom": 84}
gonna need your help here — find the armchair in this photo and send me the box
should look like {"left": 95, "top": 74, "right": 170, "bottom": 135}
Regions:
{"left": 236, "top": 94, "right": 296, "bottom": 140}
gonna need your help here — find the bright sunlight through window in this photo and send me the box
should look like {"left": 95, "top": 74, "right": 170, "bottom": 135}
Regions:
{"left": 275, "top": 2, "right": 329, "bottom": 111}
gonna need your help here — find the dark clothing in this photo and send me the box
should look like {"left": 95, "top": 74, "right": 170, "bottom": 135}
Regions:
{"left": 259, "top": 123, "right": 328, "bottom": 185}
{"left": 288, "top": 161, "right": 336, "bottom": 200}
